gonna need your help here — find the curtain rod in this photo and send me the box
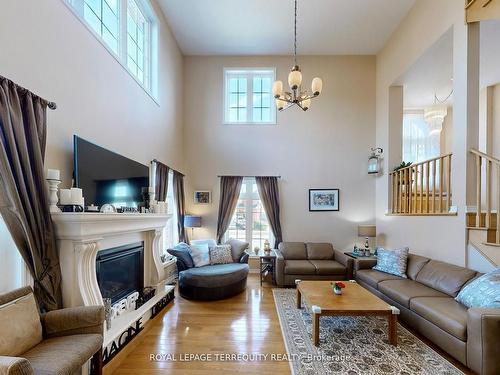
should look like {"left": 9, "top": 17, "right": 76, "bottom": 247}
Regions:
{"left": 0, "top": 74, "right": 57, "bottom": 110}
{"left": 48, "top": 102, "right": 57, "bottom": 110}
{"left": 217, "top": 175, "right": 281, "bottom": 178}
{"left": 151, "top": 159, "right": 185, "bottom": 176}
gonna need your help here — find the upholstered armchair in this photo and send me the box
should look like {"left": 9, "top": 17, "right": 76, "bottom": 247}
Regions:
{"left": 0, "top": 286, "right": 104, "bottom": 375}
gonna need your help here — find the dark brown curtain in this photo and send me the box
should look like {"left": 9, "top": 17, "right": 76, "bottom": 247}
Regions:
{"left": 0, "top": 76, "right": 62, "bottom": 311}
{"left": 173, "top": 171, "right": 187, "bottom": 243}
{"left": 216, "top": 176, "right": 243, "bottom": 244}
{"left": 155, "top": 161, "right": 170, "bottom": 201}
{"left": 256, "top": 177, "right": 283, "bottom": 248}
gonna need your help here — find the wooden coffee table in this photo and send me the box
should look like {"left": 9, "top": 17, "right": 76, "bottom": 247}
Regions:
{"left": 296, "top": 280, "right": 399, "bottom": 346}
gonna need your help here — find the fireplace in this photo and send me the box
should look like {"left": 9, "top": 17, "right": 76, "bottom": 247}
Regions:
{"left": 96, "top": 242, "right": 144, "bottom": 303}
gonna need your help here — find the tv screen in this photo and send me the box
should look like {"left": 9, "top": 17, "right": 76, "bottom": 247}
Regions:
{"left": 74, "top": 136, "right": 149, "bottom": 209}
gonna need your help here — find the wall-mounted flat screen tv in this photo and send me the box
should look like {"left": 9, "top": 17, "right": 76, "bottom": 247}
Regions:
{"left": 73, "top": 136, "right": 149, "bottom": 209}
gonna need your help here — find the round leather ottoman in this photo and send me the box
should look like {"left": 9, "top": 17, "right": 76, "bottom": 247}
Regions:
{"left": 178, "top": 263, "right": 249, "bottom": 300}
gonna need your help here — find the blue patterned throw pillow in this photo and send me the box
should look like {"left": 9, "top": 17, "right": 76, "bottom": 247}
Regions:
{"left": 373, "top": 247, "right": 409, "bottom": 278}
{"left": 455, "top": 268, "right": 500, "bottom": 308}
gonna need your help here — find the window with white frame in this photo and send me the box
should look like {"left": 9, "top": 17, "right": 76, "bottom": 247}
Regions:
{"left": 0, "top": 215, "right": 31, "bottom": 293}
{"left": 64, "top": 0, "right": 156, "bottom": 95}
{"left": 162, "top": 170, "right": 178, "bottom": 255}
{"left": 224, "top": 69, "right": 276, "bottom": 124}
{"left": 226, "top": 178, "right": 274, "bottom": 250}
{"left": 403, "top": 110, "right": 440, "bottom": 163}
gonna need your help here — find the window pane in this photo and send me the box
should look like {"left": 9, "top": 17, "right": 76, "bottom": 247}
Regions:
{"left": 238, "top": 108, "right": 247, "bottom": 122}
{"left": 85, "top": 0, "right": 101, "bottom": 15}
{"left": 103, "top": 3, "right": 118, "bottom": 38}
{"left": 228, "top": 108, "right": 238, "bottom": 123}
{"left": 83, "top": 3, "right": 101, "bottom": 34}
{"left": 127, "top": 0, "right": 150, "bottom": 86}
{"left": 102, "top": 27, "right": 118, "bottom": 54}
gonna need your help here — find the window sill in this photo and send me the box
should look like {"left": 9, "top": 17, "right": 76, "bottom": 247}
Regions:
{"left": 222, "top": 122, "right": 277, "bottom": 126}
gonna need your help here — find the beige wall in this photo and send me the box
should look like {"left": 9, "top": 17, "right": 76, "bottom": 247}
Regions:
{"left": 0, "top": 0, "right": 184, "bottom": 188}
{"left": 183, "top": 56, "right": 376, "bottom": 250}
{"left": 376, "top": 0, "right": 470, "bottom": 266}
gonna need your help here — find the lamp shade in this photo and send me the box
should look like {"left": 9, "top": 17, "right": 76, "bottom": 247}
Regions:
{"left": 275, "top": 99, "right": 285, "bottom": 111}
{"left": 301, "top": 98, "right": 311, "bottom": 111}
{"left": 358, "top": 224, "right": 376, "bottom": 237}
{"left": 272, "top": 80, "right": 283, "bottom": 98}
{"left": 311, "top": 77, "right": 323, "bottom": 96}
{"left": 288, "top": 69, "right": 302, "bottom": 90}
{"left": 184, "top": 215, "right": 202, "bottom": 228}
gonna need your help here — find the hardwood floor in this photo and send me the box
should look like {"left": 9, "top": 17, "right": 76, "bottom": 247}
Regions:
{"left": 108, "top": 274, "right": 471, "bottom": 375}
{"left": 108, "top": 274, "right": 291, "bottom": 374}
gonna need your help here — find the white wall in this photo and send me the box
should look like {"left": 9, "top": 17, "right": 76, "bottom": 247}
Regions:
{"left": 376, "top": 0, "right": 470, "bottom": 266}
{"left": 183, "top": 56, "right": 376, "bottom": 250}
{"left": 0, "top": 0, "right": 185, "bottom": 187}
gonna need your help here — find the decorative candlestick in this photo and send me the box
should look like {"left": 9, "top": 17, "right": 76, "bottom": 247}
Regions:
{"left": 47, "top": 178, "right": 62, "bottom": 213}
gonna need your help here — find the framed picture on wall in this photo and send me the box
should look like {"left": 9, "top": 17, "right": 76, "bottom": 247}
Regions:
{"left": 309, "top": 189, "right": 339, "bottom": 211}
{"left": 194, "top": 190, "right": 211, "bottom": 204}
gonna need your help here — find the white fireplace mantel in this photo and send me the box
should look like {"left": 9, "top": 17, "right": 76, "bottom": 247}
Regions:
{"left": 51, "top": 212, "right": 172, "bottom": 308}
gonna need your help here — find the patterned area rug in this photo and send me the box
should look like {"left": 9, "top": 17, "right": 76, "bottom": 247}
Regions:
{"left": 273, "top": 288, "right": 463, "bottom": 375}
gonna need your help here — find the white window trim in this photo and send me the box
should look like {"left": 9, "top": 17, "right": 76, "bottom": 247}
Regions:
{"left": 223, "top": 67, "right": 277, "bottom": 126}
{"left": 62, "top": 0, "right": 159, "bottom": 103}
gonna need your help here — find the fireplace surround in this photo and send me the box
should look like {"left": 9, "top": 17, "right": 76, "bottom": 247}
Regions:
{"left": 96, "top": 242, "right": 144, "bottom": 304}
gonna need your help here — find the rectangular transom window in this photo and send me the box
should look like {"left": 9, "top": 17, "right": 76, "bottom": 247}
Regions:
{"left": 64, "top": 0, "right": 157, "bottom": 97}
{"left": 226, "top": 178, "right": 274, "bottom": 250}
{"left": 224, "top": 68, "right": 276, "bottom": 125}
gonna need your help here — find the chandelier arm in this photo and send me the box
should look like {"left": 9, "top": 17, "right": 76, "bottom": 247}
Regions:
{"left": 276, "top": 97, "right": 295, "bottom": 104}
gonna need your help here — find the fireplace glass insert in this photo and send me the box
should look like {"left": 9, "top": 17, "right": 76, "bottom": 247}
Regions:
{"left": 96, "top": 242, "right": 144, "bottom": 303}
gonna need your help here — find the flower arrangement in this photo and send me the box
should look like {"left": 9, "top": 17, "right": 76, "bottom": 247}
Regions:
{"left": 331, "top": 281, "right": 346, "bottom": 295}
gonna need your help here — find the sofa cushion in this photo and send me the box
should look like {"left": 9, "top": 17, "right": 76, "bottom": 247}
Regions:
{"left": 23, "top": 334, "right": 102, "bottom": 375}
{"left": 225, "top": 238, "right": 249, "bottom": 262}
{"left": 278, "top": 242, "right": 307, "bottom": 260}
{"left": 416, "top": 260, "right": 477, "bottom": 297}
{"left": 189, "top": 243, "right": 210, "bottom": 267}
{"left": 180, "top": 263, "right": 249, "bottom": 288}
{"left": 410, "top": 297, "right": 468, "bottom": 340}
{"left": 356, "top": 269, "right": 403, "bottom": 289}
{"left": 309, "top": 260, "right": 346, "bottom": 275}
{"left": 209, "top": 244, "right": 233, "bottom": 265}
{"left": 378, "top": 279, "right": 448, "bottom": 308}
{"left": 406, "top": 253, "right": 430, "bottom": 280}
{"left": 284, "top": 260, "right": 316, "bottom": 275}
{"left": 306, "top": 243, "right": 334, "bottom": 260}
{"left": 0, "top": 293, "right": 43, "bottom": 356}
{"left": 373, "top": 247, "right": 409, "bottom": 278}
{"left": 167, "top": 243, "right": 195, "bottom": 269}
{"left": 455, "top": 268, "right": 500, "bottom": 308}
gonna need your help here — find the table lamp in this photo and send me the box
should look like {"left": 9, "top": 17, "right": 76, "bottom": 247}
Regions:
{"left": 358, "top": 224, "right": 376, "bottom": 255}
{"left": 184, "top": 215, "right": 202, "bottom": 238}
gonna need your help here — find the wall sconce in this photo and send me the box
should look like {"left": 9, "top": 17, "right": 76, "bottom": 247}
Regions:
{"left": 368, "top": 148, "right": 383, "bottom": 174}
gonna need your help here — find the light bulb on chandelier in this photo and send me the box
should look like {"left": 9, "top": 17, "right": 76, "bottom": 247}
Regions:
{"left": 273, "top": 0, "right": 323, "bottom": 112}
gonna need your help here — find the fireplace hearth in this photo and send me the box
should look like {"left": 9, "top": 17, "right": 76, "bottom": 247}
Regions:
{"left": 96, "top": 242, "right": 144, "bottom": 303}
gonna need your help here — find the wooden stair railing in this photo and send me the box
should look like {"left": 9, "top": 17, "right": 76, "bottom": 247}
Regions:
{"left": 389, "top": 153, "right": 453, "bottom": 215}
{"left": 470, "top": 149, "right": 500, "bottom": 245}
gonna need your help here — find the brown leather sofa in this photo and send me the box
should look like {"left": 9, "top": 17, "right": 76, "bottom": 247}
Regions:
{"left": 275, "top": 242, "right": 353, "bottom": 287}
{"left": 354, "top": 254, "right": 500, "bottom": 375}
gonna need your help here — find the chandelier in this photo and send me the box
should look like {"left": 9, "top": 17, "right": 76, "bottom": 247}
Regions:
{"left": 272, "top": 0, "right": 323, "bottom": 112}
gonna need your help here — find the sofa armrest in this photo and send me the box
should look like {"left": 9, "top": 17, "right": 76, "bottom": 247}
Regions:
{"left": 354, "top": 258, "right": 377, "bottom": 271}
{"left": 41, "top": 306, "right": 104, "bottom": 339}
{"left": 239, "top": 253, "right": 249, "bottom": 264}
{"left": 467, "top": 308, "right": 500, "bottom": 375}
{"left": 333, "top": 250, "right": 353, "bottom": 279}
{"left": 274, "top": 249, "right": 285, "bottom": 287}
{"left": 0, "top": 356, "right": 34, "bottom": 375}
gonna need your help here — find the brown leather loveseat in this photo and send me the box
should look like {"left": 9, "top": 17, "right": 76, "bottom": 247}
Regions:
{"left": 355, "top": 254, "right": 500, "bottom": 375}
{"left": 275, "top": 242, "right": 353, "bottom": 287}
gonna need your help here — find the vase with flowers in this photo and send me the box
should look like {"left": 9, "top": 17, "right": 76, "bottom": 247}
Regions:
{"left": 331, "top": 281, "right": 346, "bottom": 295}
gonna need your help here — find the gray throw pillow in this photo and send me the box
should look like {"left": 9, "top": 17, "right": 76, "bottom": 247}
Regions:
{"left": 167, "top": 242, "right": 194, "bottom": 269}
{"left": 226, "top": 238, "right": 249, "bottom": 262}
{"left": 373, "top": 247, "right": 409, "bottom": 278}
{"left": 209, "top": 244, "right": 233, "bottom": 265}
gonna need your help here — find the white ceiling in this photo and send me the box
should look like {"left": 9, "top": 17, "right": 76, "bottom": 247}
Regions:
{"left": 158, "top": 0, "right": 415, "bottom": 55}
{"left": 399, "top": 20, "right": 500, "bottom": 109}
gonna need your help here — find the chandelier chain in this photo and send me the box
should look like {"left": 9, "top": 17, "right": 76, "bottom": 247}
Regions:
{"left": 294, "top": 0, "right": 297, "bottom": 66}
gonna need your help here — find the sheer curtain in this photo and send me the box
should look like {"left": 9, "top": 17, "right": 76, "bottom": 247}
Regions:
{"left": 402, "top": 110, "right": 440, "bottom": 163}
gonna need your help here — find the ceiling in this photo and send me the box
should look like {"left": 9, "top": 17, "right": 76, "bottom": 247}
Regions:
{"left": 398, "top": 28, "right": 454, "bottom": 109}
{"left": 399, "top": 20, "right": 500, "bottom": 109}
{"left": 158, "top": 0, "right": 415, "bottom": 55}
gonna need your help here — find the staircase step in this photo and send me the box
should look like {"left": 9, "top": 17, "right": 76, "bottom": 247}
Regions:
{"left": 484, "top": 242, "right": 500, "bottom": 247}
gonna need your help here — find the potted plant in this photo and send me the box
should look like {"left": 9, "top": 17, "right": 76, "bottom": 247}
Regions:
{"left": 331, "top": 281, "right": 346, "bottom": 295}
